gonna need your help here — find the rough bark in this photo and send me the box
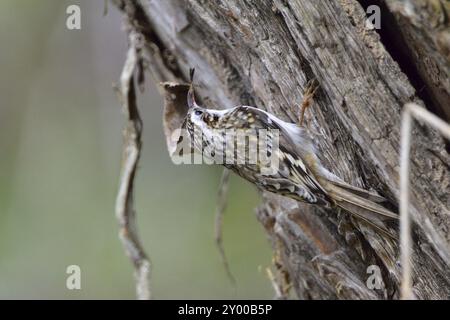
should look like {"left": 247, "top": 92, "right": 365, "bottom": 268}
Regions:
{"left": 113, "top": 0, "right": 450, "bottom": 299}
{"left": 359, "top": 0, "right": 450, "bottom": 121}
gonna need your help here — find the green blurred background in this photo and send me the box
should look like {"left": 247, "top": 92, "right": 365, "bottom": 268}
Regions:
{"left": 0, "top": 0, "right": 272, "bottom": 299}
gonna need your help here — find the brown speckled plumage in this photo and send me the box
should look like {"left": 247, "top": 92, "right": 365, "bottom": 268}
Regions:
{"left": 182, "top": 70, "right": 398, "bottom": 238}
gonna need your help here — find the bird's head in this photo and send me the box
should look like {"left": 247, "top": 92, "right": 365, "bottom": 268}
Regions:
{"left": 185, "top": 68, "right": 224, "bottom": 132}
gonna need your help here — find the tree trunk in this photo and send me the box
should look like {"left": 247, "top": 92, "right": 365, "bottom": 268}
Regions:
{"left": 113, "top": 0, "right": 450, "bottom": 299}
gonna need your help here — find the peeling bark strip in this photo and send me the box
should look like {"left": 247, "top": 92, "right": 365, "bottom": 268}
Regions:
{"left": 114, "top": 26, "right": 151, "bottom": 299}
{"left": 113, "top": 0, "right": 450, "bottom": 299}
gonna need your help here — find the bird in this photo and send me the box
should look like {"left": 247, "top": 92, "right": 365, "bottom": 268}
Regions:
{"left": 181, "top": 68, "right": 398, "bottom": 238}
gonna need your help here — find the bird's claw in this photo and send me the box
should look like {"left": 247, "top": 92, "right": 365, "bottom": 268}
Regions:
{"left": 299, "top": 79, "right": 319, "bottom": 127}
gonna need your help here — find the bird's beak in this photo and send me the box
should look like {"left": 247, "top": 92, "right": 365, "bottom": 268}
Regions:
{"left": 187, "top": 84, "right": 196, "bottom": 109}
{"left": 187, "top": 67, "right": 196, "bottom": 109}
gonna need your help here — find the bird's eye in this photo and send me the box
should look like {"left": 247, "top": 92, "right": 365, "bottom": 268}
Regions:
{"left": 194, "top": 110, "right": 203, "bottom": 116}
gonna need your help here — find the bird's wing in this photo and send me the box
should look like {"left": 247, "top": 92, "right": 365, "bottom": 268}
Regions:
{"left": 238, "top": 106, "right": 331, "bottom": 205}
{"left": 229, "top": 107, "right": 397, "bottom": 238}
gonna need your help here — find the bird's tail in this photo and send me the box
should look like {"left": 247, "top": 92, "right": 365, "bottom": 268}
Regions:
{"left": 325, "top": 182, "right": 398, "bottom": 239}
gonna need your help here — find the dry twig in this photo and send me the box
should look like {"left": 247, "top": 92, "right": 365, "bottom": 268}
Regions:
{"left": 399, "top": 102, "right": 450, "bottom": 300}
{"left": 115, "top": 32, "right": 151, "bottom": 300}
{"left": 214, "top": 168, "right": 236, "bottom": 286}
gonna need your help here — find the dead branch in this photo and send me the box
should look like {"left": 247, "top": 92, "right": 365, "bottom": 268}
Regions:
{"left": 214, "top": 168, "right": 235, "bottom": 285}
{"left": 399, "top": 102, "right": 450, "bottom": 299}
{"left": 114, "top": 30, "right": 151, "bottom": 300}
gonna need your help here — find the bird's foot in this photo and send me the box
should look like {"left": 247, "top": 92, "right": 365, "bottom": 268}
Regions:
{"left": 298, "top": 79, "right": 319, "bottom": 127}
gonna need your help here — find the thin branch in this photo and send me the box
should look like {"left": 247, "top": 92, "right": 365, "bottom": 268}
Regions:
{"left": 214, "top": 168, "right": 236, "bottom": 286}
{"left": 399, "top": 102, "right": 450, "bottom": 300}
{"left": 115, "top": 32, "right": 151, "bottom": 300}
{"left": 399, "top": 106, "right": 413, "bottom": 300}
{"left": 265, "top": 268, "right": 284, "bottom": 300}
{"left": 407, "top": 104, "right": 450, "bottom": 140}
